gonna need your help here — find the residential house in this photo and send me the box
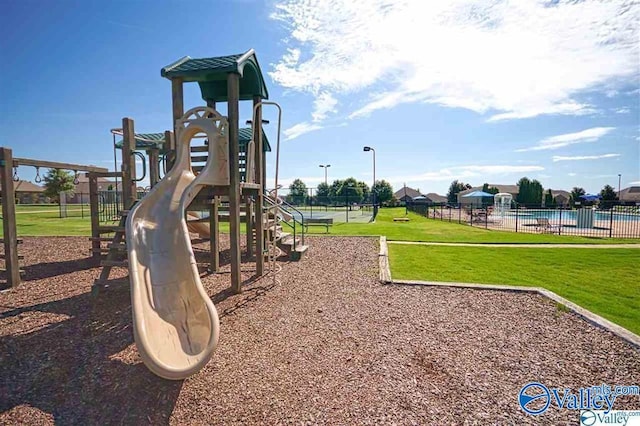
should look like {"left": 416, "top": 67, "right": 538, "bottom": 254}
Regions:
{"left": 425, "top": 193, "right": 447, "bottom": 204}
{"left": 619, "top": 186, "right": 640, "bottom": 205}
{"left": 550, "top": 190, "right": 571, "bottom": 207}
{"left": 67, "top": 175, "right": 119, "bottom": 204}
{"left": 0, "top": 180, "right": 45, "bottom": 204}
{"left": 393, "top": 186, "right": 422, "bottom": 203}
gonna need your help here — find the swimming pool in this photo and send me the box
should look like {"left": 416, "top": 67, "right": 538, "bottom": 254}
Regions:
{"left": 501, "top": 210, "right": 640, "bottom": 222}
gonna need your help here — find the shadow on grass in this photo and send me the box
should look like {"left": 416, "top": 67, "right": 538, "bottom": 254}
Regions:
{"left": 0, "top": 286, "right": 182, "bottom": 424}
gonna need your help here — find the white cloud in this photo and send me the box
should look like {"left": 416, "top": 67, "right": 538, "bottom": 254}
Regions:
{"left": 628, "top": 181, "right": 640, "bottom": 185}
{"left": 312, "top": 92, "right": 338, "bottom": 122}
{"left": 283, "top": 122, "right": 323, "bottom": 140}
{"left": 516, "top": 127, "right": 615, "bottom": 152}
{"left": 388, "top": 164, "right": 544, "bottom": 185}
{"left": 552, "top": 153, "right": 620, "bottom": 162}
{"left": 270, "top": 0, "right": 639, "bottom": 122}
{"left": 613, "top": 107, "right": 631, "bottom": 114}
{"left": 568, "top": 173, "right": 577, "bottom": 177}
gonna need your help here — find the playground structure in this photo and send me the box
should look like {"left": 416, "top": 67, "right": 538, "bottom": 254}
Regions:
{"left": 98, "top": 50, "right": 303, "bottom": 379}
{"left": 0, "top": 148, "right": 108, "bottom": 287}
{"left": 1, "top": 49, "right": 307, "bottom": 379}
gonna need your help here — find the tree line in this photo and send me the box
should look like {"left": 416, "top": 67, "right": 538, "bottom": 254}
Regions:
{"left": 287, "top": 178, "right": 394, "bottom": 206}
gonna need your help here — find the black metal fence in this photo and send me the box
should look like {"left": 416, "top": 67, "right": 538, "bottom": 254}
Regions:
{"left": 407, "top": 202, "right": 640, "bottom": 239}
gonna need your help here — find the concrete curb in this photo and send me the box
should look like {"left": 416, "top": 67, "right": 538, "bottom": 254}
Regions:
{"left": 379, "top": 237, "right": 639, "bottom": 349}
{"left": 387, "top": 241, "right": 640, "bottom": 249}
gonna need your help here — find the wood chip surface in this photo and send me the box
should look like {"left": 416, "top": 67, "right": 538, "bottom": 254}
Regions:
{"left": 1, "top": 236, "right": 638, "bottom": 425}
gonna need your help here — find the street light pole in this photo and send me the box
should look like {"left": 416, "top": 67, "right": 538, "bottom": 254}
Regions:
{"left": 618, "top": 174, "right": 622, "bottom": 200}
{"left": 319, "top": 164, "right": 331, "bottom": 185}
{"left": 363, "top": 146, "right": 376, "bottom": 215}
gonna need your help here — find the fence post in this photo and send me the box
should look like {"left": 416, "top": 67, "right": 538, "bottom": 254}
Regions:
{"left": 458, "top": 204, "right": 461, "bottom": 224}
{"left": 558, "top": 209, "right": 562, "bottom": 235}
{"left": 485, "top": 207, "right": 488, "bottom": 229}
{"left": 609, "top": 207, "right": 614, "bottom": 238}
{"left": 515, "top": 204, "right": 518, "bottom": 232}
{"left": 470, "top": 206, "right": 473, "bottom": 226}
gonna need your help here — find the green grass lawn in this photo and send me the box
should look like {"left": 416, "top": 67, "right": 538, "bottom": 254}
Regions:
{"left": 305, "top": 207, "right": 640, "bottom": 244}
{"left": 388, "top": 244, "right": 640, "bottom": 335}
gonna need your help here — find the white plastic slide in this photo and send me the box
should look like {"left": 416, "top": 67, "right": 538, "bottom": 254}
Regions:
{"left": 126, "top": 107, "right": 229, "bottom": 380}
{"left": 186, "top": 211, "right": 211, "bottom": 238}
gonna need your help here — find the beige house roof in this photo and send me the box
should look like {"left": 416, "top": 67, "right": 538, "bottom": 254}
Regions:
{"left": 550, "top": 189, "right": 570, "bottom": 200}
{"left": 0, "top": 180, "right": 44, "bottom": 194}
{"left": 73, "top": 175, "right": 119, "bottom": 193}
{"left": 425, "top": 193, "right": 447, "bottom": 203}
{"left": 394, "top": 186, "right": 422, "bottom": 199}
{"left": 620, "top": 186, "right": 640, "bottom": 202}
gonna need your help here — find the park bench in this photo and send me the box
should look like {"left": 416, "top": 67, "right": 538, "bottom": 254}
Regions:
{"left": 303, "top": 217, "right": 333, "bottom": 233}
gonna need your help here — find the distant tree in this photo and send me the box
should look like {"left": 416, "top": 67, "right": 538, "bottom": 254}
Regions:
{"left": 516, "top": 177, "right": 543, "bottom": 206}
{"left": 107, "top": 184, "right": 114, "bottom": 191}
{"left": 43, "top": 169, "right": 74, "bottom": 204}
{"left": 288, "top": 179, "right": 308, "bottom": 205}
{"left": 544, "top": 189, "right": 556, "bottom": 208}
{"left": 337, "top": 177, "right": 364, "bottom": 201}
{"left": 315, "top": 182, "right": 330, "bottom": 205}
{"left": 570, "top": 187, "right": 586, "bottom": 207}
{"left": 530, "top": 179, "right": 544, "bottom": 206}
{"left": 372, "top": 180, "right": 394, "bottom": 205}
{"left": 599, "top": 184, "right": 618, "bottom": 209}
{"left": 481, "top": 183, "right": 499, "bottom": 195}
{"left": 447, "top": 180, "right": 472, "bottom": 203}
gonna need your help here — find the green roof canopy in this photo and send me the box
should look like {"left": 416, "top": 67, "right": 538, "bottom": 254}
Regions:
{"left": 114, "top": 133, "right": 165, "bottom": 150}
{"left": 161, "top": 49, "right": 269, "bottom": 103}
{"left": 116, "top": 128, "right": 271, "bottom": 152}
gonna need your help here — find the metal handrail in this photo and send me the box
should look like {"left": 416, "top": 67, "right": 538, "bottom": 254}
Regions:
{"left": 263, "top": 192, "right": 306, "bottom": 247}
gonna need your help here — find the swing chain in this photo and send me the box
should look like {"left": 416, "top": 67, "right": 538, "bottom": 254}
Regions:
{"left": 34, "top": 167, "right": 42, "bottom": 183}
{"left": 73, "top": 170, "right": 80, "bottom": 185}
{"left": 12, "top": 166, "right": 19, "bottom": 182}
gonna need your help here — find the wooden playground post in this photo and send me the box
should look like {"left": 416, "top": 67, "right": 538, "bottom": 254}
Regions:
{"left": 172, "top": 78, "right": 184, "bottom": 126}
{"left": 0, "top": 147, "right": 21, "bottom": 287}
{"left": 205, "top": 101, "right": 220, "bottom": 273}
{"left": 253, "top": 96, "right": 265, "bottom": 274}
{"left": 227, "top": 73, "right": 242, "bottom": 293}
{"left": 148, "top": 148, "right": 160, "bottom": 188}
{"left": 210, "top": 196, "right": 220, "bottom": 272}
{"left": 121, "top": 118, "right": 137, "bottom": 208}
{"left": 89, "top": 173, "right": 101, "bottom": 260}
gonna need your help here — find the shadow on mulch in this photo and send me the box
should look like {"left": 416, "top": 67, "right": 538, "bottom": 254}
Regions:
{"left": 0, "top": 285, "right": 182, "bottom": 424}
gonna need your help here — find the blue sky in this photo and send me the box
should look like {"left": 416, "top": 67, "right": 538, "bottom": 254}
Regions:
{"left": 1, "top": 0, "right": 638, "bottom": 196}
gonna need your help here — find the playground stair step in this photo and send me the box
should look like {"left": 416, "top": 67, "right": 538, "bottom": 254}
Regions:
{"left": 100, "top": 259, "right": 128, "bottom": 267}
{"left": 0, "top": 239, "right": 23, "bottom": 244}
{"left": 93, "top": 213, "right": 128, "bottom": 293}
{"left": 0, "top": 254, "right": 24, "bottom": 260}
{"left": 0, "top": 268, "right": 25, "bottom": 275}
{"left": 89, "top": 237, "right": 116, "bottom": 242}
{"left": 98, "top": 225, "right": 125, "bottom": 233}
